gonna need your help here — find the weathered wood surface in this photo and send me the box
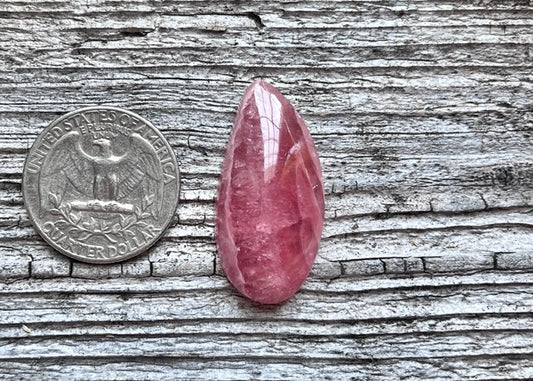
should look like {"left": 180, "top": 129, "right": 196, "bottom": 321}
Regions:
{"left": 0, "top": 0, "right": 532, "bottom": 379}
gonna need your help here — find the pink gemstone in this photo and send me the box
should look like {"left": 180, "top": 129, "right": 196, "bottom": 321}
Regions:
{"left": 216, "top": 80, "right": 325, "bottom": 304}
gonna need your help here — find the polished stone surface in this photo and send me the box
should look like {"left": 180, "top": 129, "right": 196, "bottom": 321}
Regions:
{"left": 216, "top": 80, "right": 324, "bottom": 304}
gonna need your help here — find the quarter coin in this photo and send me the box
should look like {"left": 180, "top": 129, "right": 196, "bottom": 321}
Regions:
{"left": 23, "top": 106, "right": 180, "bottom": 264}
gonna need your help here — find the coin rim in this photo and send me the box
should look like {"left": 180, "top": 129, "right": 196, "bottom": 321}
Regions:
{"left": 22, "top": 106, "right": 180, "bottom": 264}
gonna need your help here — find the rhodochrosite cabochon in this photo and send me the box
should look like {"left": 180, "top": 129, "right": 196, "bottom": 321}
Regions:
{"left": 216, "top": 80, "right": 325, "bottom": 304}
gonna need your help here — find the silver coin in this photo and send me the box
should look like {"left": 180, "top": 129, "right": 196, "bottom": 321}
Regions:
{"left": 23, "top": 106, "right": 180, "bottom": 264}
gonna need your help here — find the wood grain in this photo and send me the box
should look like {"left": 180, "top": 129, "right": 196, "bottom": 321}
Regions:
{"left": 0, "top": 0, "right": 532, "bottom": 379}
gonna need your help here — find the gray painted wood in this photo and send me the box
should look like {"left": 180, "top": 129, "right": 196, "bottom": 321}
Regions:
{"left": 0, "top": 0, "right": 532, "bottom": 379}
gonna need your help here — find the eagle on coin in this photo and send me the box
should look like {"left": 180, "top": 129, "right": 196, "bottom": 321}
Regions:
{"left": 38, "top": 131, "right": 163, "bottom": 218}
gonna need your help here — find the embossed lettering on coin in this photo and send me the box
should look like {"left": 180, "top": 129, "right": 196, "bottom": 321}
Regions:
{"left": 23, "top": 107, "right": 180, "bottom": 264}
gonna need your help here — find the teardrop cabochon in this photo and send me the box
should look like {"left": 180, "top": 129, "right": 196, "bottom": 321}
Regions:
{"left": 216, "top": 80, "right": 325, "bottom": 304}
